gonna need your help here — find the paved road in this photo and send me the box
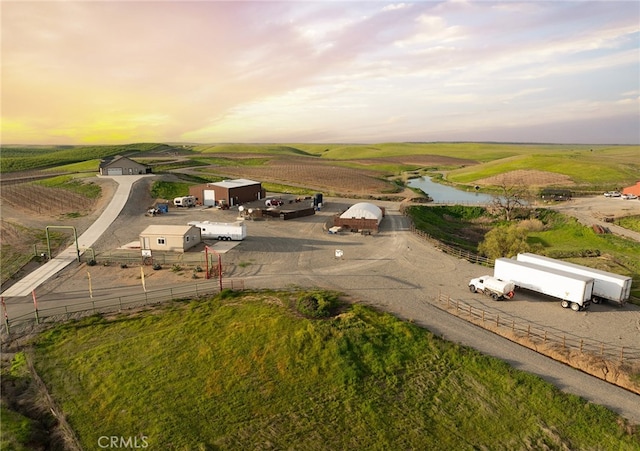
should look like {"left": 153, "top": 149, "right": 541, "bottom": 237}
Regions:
{"left": 0, "top": 175, "right": 150, "bottom": 297}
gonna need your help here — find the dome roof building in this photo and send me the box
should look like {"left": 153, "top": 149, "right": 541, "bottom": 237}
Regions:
{"left": 335, "top": 202, "right": 385, "bottom": 233}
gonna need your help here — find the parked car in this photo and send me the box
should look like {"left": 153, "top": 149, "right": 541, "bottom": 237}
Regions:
{"left": 604, "top": 191, "right": 621, "bottom": 197}
{"left": 621, "top": 193, "right": 638, "bottom": 200}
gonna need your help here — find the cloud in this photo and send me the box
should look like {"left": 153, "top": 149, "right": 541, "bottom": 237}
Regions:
{"left": 1, "top": 1, "right": 638, "bottom": 144}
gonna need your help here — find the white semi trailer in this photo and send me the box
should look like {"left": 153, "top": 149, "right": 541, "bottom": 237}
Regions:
{"left": 493, "top": 258, "right": 594, "bottom": 311}
{"left": 188, "top": 221, "right": 247, "bottom": 241}
{"left": 516, "top": 253, "right": 632, "bottom": 306}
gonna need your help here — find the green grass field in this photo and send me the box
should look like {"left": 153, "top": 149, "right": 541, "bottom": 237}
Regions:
{"left": 0, "top": 143, "right": 179, "bottom": 173}
{"left": 4, "top": 142, "right": 638, "bottom": 190}
{"left": 20, "top": 291, "right": 638, "bottom": 449}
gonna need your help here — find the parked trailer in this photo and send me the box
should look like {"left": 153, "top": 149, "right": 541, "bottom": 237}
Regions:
{"left": 468, "top": 276, "right": 515, "bottom": 301}
{"left": 516, "top": 253, "right": 631, "bottom": 306}
{"left": 493, "top": 258, "right": 594, "bottom": 311}
{"left": 174, "top": 196, "right": 196, "bottom": 207}
{"left": 187, "top": 221, "right": 247, "bottom": 241}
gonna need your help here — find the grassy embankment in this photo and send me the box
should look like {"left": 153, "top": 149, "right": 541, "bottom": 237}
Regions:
{"left": 3, "top": 290, "right": 637, "bottom": 449}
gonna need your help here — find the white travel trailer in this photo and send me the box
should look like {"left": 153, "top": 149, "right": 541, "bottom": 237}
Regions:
{"left": 174, "top": 196, "right": 196, "bottom": 207}
{"left": 187, "top": 221, "right": 247, "bottom": 241}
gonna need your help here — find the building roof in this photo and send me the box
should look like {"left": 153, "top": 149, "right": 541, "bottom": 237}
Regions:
{"left": 140, "top": 225, "right": 199, "bottom": 236}
{"left": 99, "top": 155, "right": 147, "bottom": 169}
{"left": 622, "top": 181, "right": 640, "bottom": 196}
{"left": 339, "top": 202, "right": 383, "bottom": 224}
{"left": 209, "top": 179, "right": 260, "bottom": 189}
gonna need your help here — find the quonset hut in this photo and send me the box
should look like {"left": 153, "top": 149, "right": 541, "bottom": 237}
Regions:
{"left": 334, "top": 202, "right": 384, "bottom": 233}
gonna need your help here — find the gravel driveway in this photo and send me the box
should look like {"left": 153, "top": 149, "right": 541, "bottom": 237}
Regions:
{"left": 6, "top": 178, "right": 640, "bottom": 424}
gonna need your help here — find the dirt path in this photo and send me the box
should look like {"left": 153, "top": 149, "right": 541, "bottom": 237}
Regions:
{"left": 549, "top": 196, "right": 640, "bottom": 241}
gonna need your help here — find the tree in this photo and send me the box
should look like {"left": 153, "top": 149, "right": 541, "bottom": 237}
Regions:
{"left": 478, "top": 223, "right": 531, "bottom": 260}
{"left": 488, "top": 177, "right": 531, "bottom": 221}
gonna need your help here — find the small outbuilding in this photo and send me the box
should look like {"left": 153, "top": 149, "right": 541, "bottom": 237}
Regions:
{"left": 99, "top": 156, "right": 151, "bottom": 176}
{"left": 334, "top": 202, "right": 385, "bottom": 233}
{"left": 622, "top": 181, "right": 640, "bottom": 196}
{"left": 189, "top": 179, "right": 265, "bottom": 207}
{"left": 139, "top": 225, "right": 201, "bottom": 253}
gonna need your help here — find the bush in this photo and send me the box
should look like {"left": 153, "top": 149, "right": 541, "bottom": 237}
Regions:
{"left": 296, "top": 291, "right": 339, "bottom": 318}
{"left": 546, "top": 249, "right": 601, "bottom": 258}
{"left": 87, "top": 260, "right": 97, "bottom": 266}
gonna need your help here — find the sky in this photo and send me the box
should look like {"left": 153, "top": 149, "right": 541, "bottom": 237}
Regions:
{"left": 1, "top": 1, "right": 639, "bottom": 145}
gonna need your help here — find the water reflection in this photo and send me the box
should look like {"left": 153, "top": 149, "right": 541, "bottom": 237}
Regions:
{"left": 407, "top": 176, "right": 495, "bottom": 204}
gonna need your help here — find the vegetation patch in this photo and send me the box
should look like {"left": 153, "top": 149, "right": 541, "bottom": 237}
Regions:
{"left": 21, "top": 291, "right": 639, "bottom": 449}
{"left": 406, "top": 205, "right": 489, "bottom": 251}
{"left": 35, "top": 175, "right": 102, "bottom": 198}
{"left": 295, "top": 290, "right": 340, "bottom": 318}
{"left": 617, "top": 215, "right": 640, "bottom": 233}
{"left": 150, "top": 181, "right": 192, "bottom": 200}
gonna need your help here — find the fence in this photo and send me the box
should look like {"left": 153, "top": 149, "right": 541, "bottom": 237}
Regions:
{"left": 409, "top": 224, "right": 494, "bottom": 266}
{"left": 2, "top": 278, "right": 244, "bottom": 341}
{"left": 433, "top": 292, "right": 640, "bottom": 390}
{"left": 86, "top": 249, "right": 210, "bottom": 267}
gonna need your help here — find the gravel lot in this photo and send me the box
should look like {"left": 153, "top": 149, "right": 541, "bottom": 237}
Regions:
{"left": 4, "top": 175, "right": 640, "bottom": 422}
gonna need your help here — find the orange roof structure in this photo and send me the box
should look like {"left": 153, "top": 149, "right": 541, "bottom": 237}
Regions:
{"left": 622, "top": 181, "right": 640, "bottom": 196}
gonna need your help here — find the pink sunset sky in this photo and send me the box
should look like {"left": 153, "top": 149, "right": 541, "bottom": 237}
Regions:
{"left": 2, "top": 1, "right": 639, "bottom": 145}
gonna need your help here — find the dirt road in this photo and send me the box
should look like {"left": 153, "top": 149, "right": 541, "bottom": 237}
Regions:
{"left": 550, "top": 195, "right": 640, "bottom": 241}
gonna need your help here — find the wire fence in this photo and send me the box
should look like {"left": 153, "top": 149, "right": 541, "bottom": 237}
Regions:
{"left": 433, "top": 292, "right": 640, "bottom": 389}
{"left": 1, "top": 278, "right": 244, "bottom": 342}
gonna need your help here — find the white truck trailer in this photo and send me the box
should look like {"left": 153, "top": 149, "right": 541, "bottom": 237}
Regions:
{"left": 187, "top": 221, "right": 247, "bottom": 241}
{"left": 493, "top": 258, "right": 594, "bottom": 311}
{"left": 516, "top": 253, "right": 632, "bottom": 306}
{"left": 468, "top": 276, "right": 515, "bottom": 301}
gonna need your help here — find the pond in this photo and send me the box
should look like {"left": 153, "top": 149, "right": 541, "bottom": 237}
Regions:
{"left": 407, "top": 176, "right": 496, "bottom": 204}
